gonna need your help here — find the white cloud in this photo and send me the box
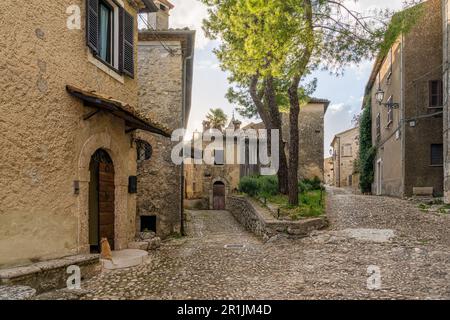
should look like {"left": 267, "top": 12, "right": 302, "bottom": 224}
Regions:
{"left": 328, "top": 103, "right": 346, "bottom": 114}
{"left": 169, "top": 0, "right": 210, "bottom": 49}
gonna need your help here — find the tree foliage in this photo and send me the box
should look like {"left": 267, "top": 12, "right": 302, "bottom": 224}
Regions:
{"left": 359, "top": 98, "right": 376, "bottom": 193}
{"left": 206, "top": 108, "right": 228, "bottom": 130}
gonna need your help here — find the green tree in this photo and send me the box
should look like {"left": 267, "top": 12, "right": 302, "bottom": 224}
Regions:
{"left": 202, "top": 0, "right": 423, "bottom": 205}
{"left": 206, "top": 108, "right": 228, "bottom": 131}
{"left": 359, "top": 98, "right": 375, "bottom": 193}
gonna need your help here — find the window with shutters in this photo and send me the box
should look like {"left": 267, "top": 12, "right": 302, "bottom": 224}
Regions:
{"left": 86, "top": 0, "right": 135, "bottom": 77}
{"left": 430, "top": 144, "right": 443, "bottom": 166}
{"left": 429, "top": 80, "right": 443, "bottom": 108}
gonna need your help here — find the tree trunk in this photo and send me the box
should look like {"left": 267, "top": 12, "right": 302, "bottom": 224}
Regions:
{"left": 288, "top": 76, "right": 301, "bottom": 205}
{"left": 265, "top": 76, "right": 288, "bottom": 194}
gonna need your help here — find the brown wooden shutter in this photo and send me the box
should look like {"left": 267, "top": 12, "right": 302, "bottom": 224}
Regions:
{"left": 86, "top": 0, "right": 99, "bottom": 53}
{"left": 122, "top": 10, "right": 135, "bottom": 77}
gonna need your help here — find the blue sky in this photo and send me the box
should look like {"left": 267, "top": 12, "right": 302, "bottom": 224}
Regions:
{"left": 168, "top": 0, "right": 405, "bottom": 156}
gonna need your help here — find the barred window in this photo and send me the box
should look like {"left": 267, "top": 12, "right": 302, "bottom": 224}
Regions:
{"left": 136, "top": 139, "right": 153, "bottom": 161}
{"left": 431, "top": 144, "right": 443, "bottom": 166}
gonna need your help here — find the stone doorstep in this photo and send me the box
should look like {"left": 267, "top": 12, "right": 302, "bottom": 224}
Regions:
{"left": 101, "top": 249, "right": 148, "bottom": 270}
{"left": 0, "top": 254, "right": 100, "bottom": 281}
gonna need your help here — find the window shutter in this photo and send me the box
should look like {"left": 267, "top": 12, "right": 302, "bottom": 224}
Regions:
{"left": 86, "top": 0, "right": 99, "bottom": 53}
{"left": 122, "top": 10, "right": 135, "bottom": 77}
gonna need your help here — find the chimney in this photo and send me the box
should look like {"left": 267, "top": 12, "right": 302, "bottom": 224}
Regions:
{"left": 147, "top": 0, "right": 174, "bottom": 30}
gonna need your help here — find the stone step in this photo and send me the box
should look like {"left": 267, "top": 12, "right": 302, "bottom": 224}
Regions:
{"left": 101, "top": 249, "right": 148, "bottom": 270}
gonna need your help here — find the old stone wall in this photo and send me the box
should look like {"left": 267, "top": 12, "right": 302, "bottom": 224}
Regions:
{"left": 184, "top": 136, "right": 241, "bottom": 209}
{"left": 282, "top": 102, "right": 326, "bottom": 181}
{"left": 0, "top": 0, "right": 141, "bottom": 267}
{"left": 227, "top": 196, "right": 328, "bottom": 241}
{"left": 137, "top": 40, "right": 183, "bottom": 238}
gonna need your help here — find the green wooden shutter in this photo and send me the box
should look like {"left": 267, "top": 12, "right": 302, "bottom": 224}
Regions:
{"left": 86, "top": 0, "right": 99, "bottom": 53}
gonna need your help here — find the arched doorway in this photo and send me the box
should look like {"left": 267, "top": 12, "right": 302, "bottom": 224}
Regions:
{"left": 89, "top": 149, "right": 115, "bottom": 253}
{"left": 213, "top": 181, "right": 226, "bottom": 210}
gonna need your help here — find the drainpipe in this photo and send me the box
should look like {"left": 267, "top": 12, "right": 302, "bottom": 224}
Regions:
{"left": 180, "top": 47, "right": 194, "bottom": 237}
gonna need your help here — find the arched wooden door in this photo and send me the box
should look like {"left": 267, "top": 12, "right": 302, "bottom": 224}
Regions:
{"left": 89, "top": 149, "right": 115, "bottom": 252}
{"left": 213, "top": 181, "right": 226, "bottom": 210}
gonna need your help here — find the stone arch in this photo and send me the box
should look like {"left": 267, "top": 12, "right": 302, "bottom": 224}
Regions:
{"left": 76, "top": 132, "right": 129, "bottom": 253}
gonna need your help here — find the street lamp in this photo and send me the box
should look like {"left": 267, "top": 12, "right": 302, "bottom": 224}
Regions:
{"left": 375, "top": 88, "right": 399, "bottom": 109}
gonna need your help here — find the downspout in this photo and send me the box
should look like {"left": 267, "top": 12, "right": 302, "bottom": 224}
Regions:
{"left": 400, "top": 35, "right": 406, "bottom": 198}
{"left": 444, "top": 0, "right": 449, "bottom": 203}
{"left": 180, "top": 47, "right": 193, "bottom": 236}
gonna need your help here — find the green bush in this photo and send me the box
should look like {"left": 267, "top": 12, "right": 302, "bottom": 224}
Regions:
{"left": 257, "top": 175, "right": 278, "bottom": 198}
{"left": 239, "top": 175, "right": 279, "bottom": 198}
{"left": 238, "top": 176, "right": 260, "bottom": 197}
{"left": 298, "top": 177, "right": 323, "bottom": 192}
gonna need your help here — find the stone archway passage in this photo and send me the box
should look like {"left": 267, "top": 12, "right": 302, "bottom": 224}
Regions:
{"left": 213, "top": 181, "right": 226, "bottom": 210}
{"left": 89, "top": 149, "right": 115, "bottom": 252}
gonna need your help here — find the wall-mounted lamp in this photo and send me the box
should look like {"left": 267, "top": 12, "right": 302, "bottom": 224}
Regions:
{"left": 375, "top": 88, "right": 400, "bottom": 109}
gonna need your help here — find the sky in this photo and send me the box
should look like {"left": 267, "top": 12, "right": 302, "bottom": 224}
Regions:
{"left": 168, "top": 0, "right": 406, "bottom": 157}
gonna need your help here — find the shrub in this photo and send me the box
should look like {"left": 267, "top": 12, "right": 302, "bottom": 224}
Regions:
{"left": 298, "top": 177, "right": 322, "bottom": 192}
{"left": 238, "top": 176, "right": 260, "bottom": 197}
{"left": 359, "top": 98, "right": 375, "bottom": 193}
{"left": 257, "top": 175, "right": 278, "bottom": 198}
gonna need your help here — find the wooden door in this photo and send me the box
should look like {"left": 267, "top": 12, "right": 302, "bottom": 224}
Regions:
{"left": 99, "top": 162, "right": 115, "bottom": 250}
{"left": 213, "top": 183, "right": 225, "bottom": 210}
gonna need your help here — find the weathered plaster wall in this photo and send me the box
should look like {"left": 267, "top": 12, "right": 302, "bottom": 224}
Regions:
{"left": 0, "top": 0, "right": 141, "bottom": 267}
{"left": 137, "top": 40, "right": 183, "bottom": 237}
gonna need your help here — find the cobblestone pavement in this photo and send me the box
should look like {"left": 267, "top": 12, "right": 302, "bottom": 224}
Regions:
{"left": 38, "top": 188, "right": 450, "bottom": 300}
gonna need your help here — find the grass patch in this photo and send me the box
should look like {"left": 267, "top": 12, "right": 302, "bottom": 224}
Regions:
{"left": 239, "top": 175, "right": 326, "bottom": 220}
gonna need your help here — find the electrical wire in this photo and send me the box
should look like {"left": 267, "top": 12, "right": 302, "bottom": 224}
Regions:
{"left": 138, "top": 14, "right": 176, "bottom": 56}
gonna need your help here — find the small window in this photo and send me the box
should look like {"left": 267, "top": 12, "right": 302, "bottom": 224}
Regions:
{"left": 99, "top": 0, "right": 113, "bottom": 64}
{"left": 214, "top": 149, "right": 224, "bottom": 165}
{"left": 429, "top": 80, "right": 443, "bottom": 108}
{"left": 342, "top": 144, "right": 352, "bottom": 157}
{"left": 376, "top": 113, "right": 381, "bottom": 138}
{"left": 431, "top": 144, "right": 443, "bottom": 166}
{"left": 136, "top": 139, "right": 153, "bottom": 161}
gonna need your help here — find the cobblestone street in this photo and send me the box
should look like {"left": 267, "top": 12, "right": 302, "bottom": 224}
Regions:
{"left": 38, "top": 188, "right": 450, "bottom": 300}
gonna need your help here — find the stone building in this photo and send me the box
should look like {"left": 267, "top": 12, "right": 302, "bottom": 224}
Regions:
{"left": 282, "top": 99, "right": 330, "bottom": 181}
{"left": 442, "top": 0, "right": 450, "bottom": 202}
{"left": 184, "top": 117, "right": 242, "bottom": 210}
{"left": 324, "top": 157, "right": 334, "bottom": 186}
{"left": 184, "top": 99, "right": 329, "bottom": 210}
{"left": 0, "top": 0, "right": 171, "bottom": 269}
{"left": 137, "top": 5, "right": 195, "bottom": 237}
{"left": 364, "top": 0, "right": 443, "bottom": 197}
{"left": 238, "top": 99, "right": 329, "bottom": 181}
{"left": 330, "top": 127, "right": 360, "bottom": 188}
